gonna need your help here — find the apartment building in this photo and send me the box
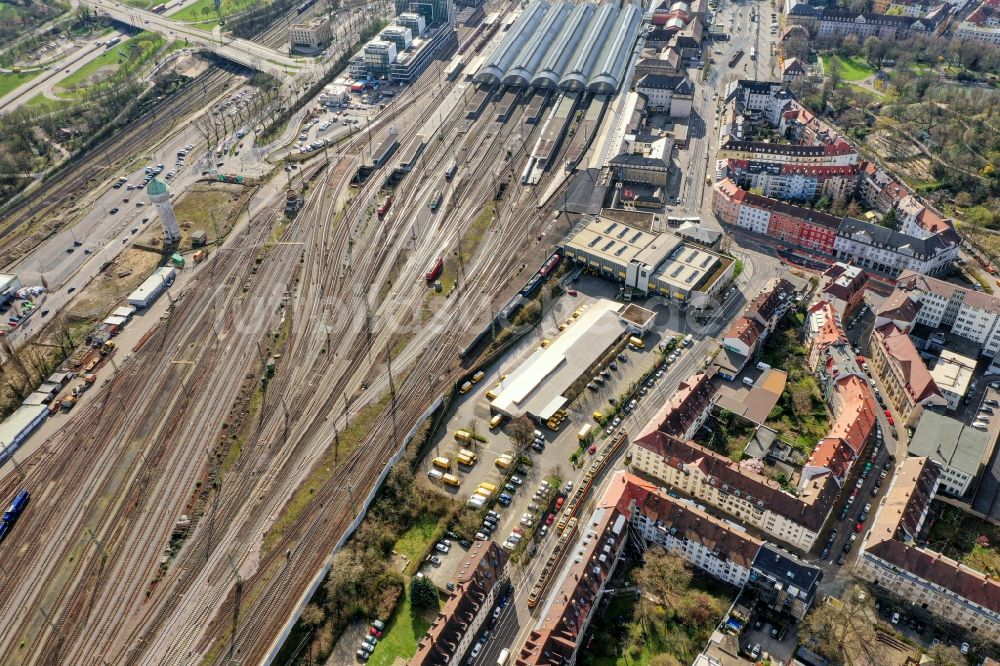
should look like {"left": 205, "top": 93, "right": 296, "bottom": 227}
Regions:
{"left": 834, "top": 217, "right": 959, "bottom": 277}
{"left": 720, "top": 278, "right": 796, "bottom": 367}
{"left": 637, "top": 371, "right": 716, "bottom": 441}
{"left": 803, "top": 373, "right": 878, "bottom": 488}
{"left": 896, "top": 195, "right": 952, "bottom": 240}
{"left": 635, "top": 74, "right": 695, "bottom": 117}
{"left": 819, "top": 262, "right": 868, "bottom": 319}
{"left": 631, "top": 432, "right": 838, "bottom": 551}
{"left": 622, "top": 473, "right": 763, "bottom": 587}
{"left": 513, "top": 482, "right": 630, "bottom": 666}
{"left": 804, "top": 300, "right": 846, "bottom": 369}
{"left": 722, "top": 160, "right": 858, "bottom": 202}
{"left": 955, "top": 0, "right": 1000, "bottom": 45}
{"left": 856, "top": 457, "right": 1000, "bottom": 643}
{"left": 870, "top": 323, "right": 946, "bottom": 426}
{"left": 747, "top": 544, "right": 822, "bottom": 621}
{"left": 411, "top": 541, "right": 510, "bottom": 665}
{"left": 889, "top": 270, "right": 1000, "bottom": 358}
{"left": 514, "top": 472, "right": 823, "bottom": 665}
{"left": 856, "top": 162, "right": 909, "bottom": 214}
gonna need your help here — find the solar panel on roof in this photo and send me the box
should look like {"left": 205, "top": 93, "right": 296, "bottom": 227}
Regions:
{"left": 615, "top": 246, "right": 627, "bottom": 256}
{"left": 617, "top": 227, "right": 628, "bottom": 239}
{"left": 685, "top": 270, "right": 697, "bottom": 284}
{"left": 686, "top": 250, "right": 698, "bottom": 262}
{"left": 630, "top": 231, "right": 643, "bottom": 243}
{"left": 603, "top": 240, "right": 615, "bottom": 251}
{"left": 700, "top": 256, "right": 712, "bottom": 268}
{"left": 670, "top": 265, "right": 683, "bottom": 278}
{"left": 604, "top": 222, "right": 617, "bottom": 234}
{"left": 588, "top": 235, "right": 603, "bottom": 247}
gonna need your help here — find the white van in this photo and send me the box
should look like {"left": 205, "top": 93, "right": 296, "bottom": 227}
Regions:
{"left": 467, "top": 495, "right": 486, "bottom": 508}
{"left": 683, "top": 334, "right": 694, "bottom": 347}
{"left": 743, "top": 377, "right": 755, "bottom": 387}
{"left": 756, "top": 362, "right": 771, "bottom": 371}
{"left": 427, "top": 469, "right": 444, "bottom": 482}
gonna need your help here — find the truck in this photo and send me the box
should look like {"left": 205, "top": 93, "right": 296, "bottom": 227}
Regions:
{"left": 471, "top": 370, "right": 485, "bottom": 383}
{"left": 460, "top": 381, "right": 472, "bottom": 394}
{"left": 577, "top": 424, "right": 593, "bottom": 442}
{"left": 628, "top": 336, "right": 644, "bottom": 349}
{"left": 750, "top": 46, "right": 757, "bottom": 60}
{"left": 729, "top": 49, "right": 744, "bottom": 67}
{"left": 429, "top": 190, "right": 443, "bottom": 211}
{"left": 445, "top": 161, "right": 458, "bottom": 180}
{"left": 497, "top": 649, "right": 511, "bottom": 666}
{"left": 377, "top": 195, "right": 393, "bottom": 217}
{"left": 489, "top": 414, "right": 504, "bottom": 429}
{"left": 425, "top": 257, "right": 444, "bottom": 282}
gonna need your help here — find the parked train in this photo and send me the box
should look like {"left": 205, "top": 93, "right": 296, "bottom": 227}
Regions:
{"left": 0, "top": 490, "right": 30, "bottom": 542}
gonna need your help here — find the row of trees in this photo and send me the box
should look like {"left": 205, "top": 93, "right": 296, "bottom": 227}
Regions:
{"left": 0, "top": 0, "right": 68, "bottom": 52}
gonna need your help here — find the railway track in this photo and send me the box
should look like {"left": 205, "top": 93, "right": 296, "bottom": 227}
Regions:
{"left": 0, "top": 52, "right": 577, "bottom": 662}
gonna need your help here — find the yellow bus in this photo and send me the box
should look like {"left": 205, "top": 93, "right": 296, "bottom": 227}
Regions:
{"left": 474, "top": 487, "right": 492, "bottom": 499}
{"left": 478, "top": 482, "right": 498, "bottom": 494}
{"left": 472, "top": 370, "right": 485, "bottom": 383}
{"left": 442, "top": 473, "right": 461, "bottom": 487}
{"left": 459, "top": 448, "right": 477, "bottom": 460}
{"left": 489, "top": 414, "right": 504, "bottom": 429}
{"left": 454, "top": 430, "right": 472, "bottom": 442}
{"left": 432, "top": 456, "right": 450, "bottom": 470}
{"left": 495, "top": 454, "right": 513, "bottom": 469}
{"left": 628, "top": 335, "right": 644, "bottom": 349}
{"left": 457, "top": 453, "right": 476, "bottom": 466}
{"left": 486, "top": 389, "right": 499, "bottom": 401}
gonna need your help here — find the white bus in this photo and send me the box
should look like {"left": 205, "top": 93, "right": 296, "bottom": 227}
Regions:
{"left": 497, "top": 648, "right": 511, "bottom": 666}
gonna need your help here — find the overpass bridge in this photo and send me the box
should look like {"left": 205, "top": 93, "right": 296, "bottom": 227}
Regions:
{"left": 83, "top": 0, "right": 312, "bottom": 79}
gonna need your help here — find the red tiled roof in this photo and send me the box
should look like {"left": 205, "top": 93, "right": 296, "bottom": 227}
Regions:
{"left": 723, "top": 316, "right": 765, "bottom": 347}
{"left": 873, "top": 323, "right": 941, "bottom": 404}
{"left": 638, "top": 372, "right": 714, "bottom": 440}
{"left": 807, "top": 437, "right": 854, "bottom": 481}
{"left": 829, "top": 374, "right": 878, "bottom": 457}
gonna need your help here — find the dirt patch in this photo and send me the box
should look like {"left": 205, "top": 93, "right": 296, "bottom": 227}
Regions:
{"left": 166, "top": 52, "right": 211, "bottom": 79}
{"left": 863, "top": 127, "right": 935, "bottom": 185}
{"left": 137, "top": 181, "right": 252, "bottom": 251}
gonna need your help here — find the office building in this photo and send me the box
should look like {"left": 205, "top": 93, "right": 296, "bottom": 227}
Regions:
{"left": 906, "top": 411, "right": 991, "bottom": 497}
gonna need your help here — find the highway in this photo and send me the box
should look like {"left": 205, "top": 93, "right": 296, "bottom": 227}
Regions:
{"left": 82, "top": 0, "right": 312, "bottom": 78}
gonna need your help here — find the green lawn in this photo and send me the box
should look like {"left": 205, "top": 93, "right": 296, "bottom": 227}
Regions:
{"left": 368, "top": 581, "right": 438, "bottom": 666}
{"left": 393, "top": 514, "right": 444, "bottom": 566}
{"left": 926, "top": 502, "right": 1000, "bottom": 577}
{"left": 821, "top": 54, "right": 875, "bottom": 82}
{"left": 0, "top": 70, "right": 41, "bottom": 98}
{"left": 57, "top": 32, "right": 164, "bottom": 95}
{"left": 170, "top": 0, "right": 262, "bottom": 24}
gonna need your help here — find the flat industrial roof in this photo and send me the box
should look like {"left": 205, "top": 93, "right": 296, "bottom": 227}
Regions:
{"left": 908, "top": 410, "right": 989, "bottom": 477}
{"left": 565, "top": 218, "right": 722, "bottom": 292}
{"left": 929, "top": 349, "right": 975, "bottom": 397}
{"left": 491, "top": 299, "right": 624, "bottom": 419}
{"left": 0, "top": 404, "right": 48, "bottom": 449}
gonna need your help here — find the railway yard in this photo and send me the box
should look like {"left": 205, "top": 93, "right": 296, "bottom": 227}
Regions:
{"left": 8, "top": 0, "right": 983, "bottom": 662}
{"left": 0, "top": 3, "right": 606, "bottom": 659}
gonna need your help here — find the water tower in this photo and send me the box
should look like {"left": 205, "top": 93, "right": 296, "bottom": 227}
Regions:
{"left": 147, "top": 178, "right": 181, "bottom": 245}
